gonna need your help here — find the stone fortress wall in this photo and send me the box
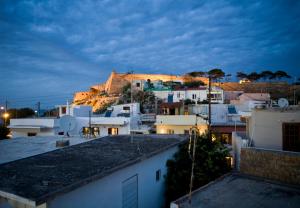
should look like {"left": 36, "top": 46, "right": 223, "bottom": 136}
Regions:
{"left": 73, "top": 71, "right": 209, "bottom": 110}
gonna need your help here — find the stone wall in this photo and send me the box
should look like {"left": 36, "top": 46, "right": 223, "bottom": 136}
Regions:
{"left": 240, "top": 148, "right": 300, "bottom": 185}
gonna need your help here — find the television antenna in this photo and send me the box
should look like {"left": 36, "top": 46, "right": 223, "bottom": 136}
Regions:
{"left": 278, "top": 98, "right": 289, "bottom": 108}
{"left": 59, "top": 115, "right": 76, "bottom": 137}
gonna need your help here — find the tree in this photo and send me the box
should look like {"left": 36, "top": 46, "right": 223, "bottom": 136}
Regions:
{"left": 246, "top": 72, "right": 261, "bottom": 82}
{"left": 7, "top": 108, "right": 35, "bottom": 118}
{"left": 183, "top": 81, "right": 205, "bottom": 88}
{"left": 0, "top": 125, "right": 10, "bottom": 140}
{"left": 165, "top": 133, "right": 231, "bottom": 206}
{"left": 186, "top": 71, "right": 206, "bottom": 77}
{"left": 236, "top": 71, "right": 248, "bottom": 80}
{"left": 260, "top": 70, "right": 274, "bottom": 81}
{"left": 207, "top": 69, "right": 225, "bottom": 81}
{"left": 184, "top": 99, "right": 196, "bottom": 105}
{"left": 271, "top": 70, "right": 291, "bottom": 80}
{"left": 225, "top": 73, "right": 232, "bottom": 82}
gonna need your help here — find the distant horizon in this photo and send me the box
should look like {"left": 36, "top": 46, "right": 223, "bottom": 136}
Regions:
{"left": 1, "top": 0, "right": 300, "bottom": 107}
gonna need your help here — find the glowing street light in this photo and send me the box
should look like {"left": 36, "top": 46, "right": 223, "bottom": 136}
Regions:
{"left": 0, "top": 106, "right": 4, "bottom": 110}
{"left": 3, "top": 112, "right": 9, "bottom": 127}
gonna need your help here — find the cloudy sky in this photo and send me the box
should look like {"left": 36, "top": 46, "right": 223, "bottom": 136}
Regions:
{"left": 1, "top": 0, "right": 300, "bottom": 108}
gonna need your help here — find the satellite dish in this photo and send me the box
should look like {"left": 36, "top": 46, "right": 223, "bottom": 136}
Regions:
{"left": 59, "top": 115, "right": 76, "bottom": 134}
{"left": 278, "top": 98, "right": 289, "bottom": 108}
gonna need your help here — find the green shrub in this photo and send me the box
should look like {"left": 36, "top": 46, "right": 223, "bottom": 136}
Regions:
{"left": 0, "top": 126, "right": 10, "bottom": 139}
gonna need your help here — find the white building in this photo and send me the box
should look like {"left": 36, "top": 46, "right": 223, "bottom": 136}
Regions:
{"left": 152, "top": 86, "right": 224, "bottom": 104}
{"left": 245, "top": 107, "right": 300, "bottom": 151}
{"left": 155, "top": 115, "right": 207, "bottom": 135}
{"left": 230, "top": 93, "right": 271, "bottom": 111}
{"left": 8, "top": 118, "right": 60, "bottom": 137}
{"left": 9, "top": 103, "right": 144, "bottom": 138}
{"left": 232, "top": 106, "right": 300, "bottom": 169}
{"left": 0, "top": 135, "right": 186, "bottom": 208}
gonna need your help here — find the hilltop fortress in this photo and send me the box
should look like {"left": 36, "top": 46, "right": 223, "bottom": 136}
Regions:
{"left": 73, "top": 71, "right": 208, "bottom": 110}
{"left": 73, "top": 70, "right": 299, "bottom": 111}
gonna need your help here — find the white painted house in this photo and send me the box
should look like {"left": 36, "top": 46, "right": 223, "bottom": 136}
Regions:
{"left": 8, "top": 118, "right": 60, "bottom": 137}
{"left": 9, "top": 103, "right": 144, "bottom": 138}
{"left": 0, "top": 135, "right": 187, "bottom": 208}
{"left": 152, "top": 86, "right": 224, "bottom": 104}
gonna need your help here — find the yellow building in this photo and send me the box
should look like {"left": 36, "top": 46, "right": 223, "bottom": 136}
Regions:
{"left": 155, "top": 115, "right": 207, "bottom": 135}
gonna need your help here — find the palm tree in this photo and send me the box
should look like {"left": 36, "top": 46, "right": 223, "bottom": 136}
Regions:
{"left": 247, "top": 72, "right": 261, "bottom": 82}
{"left": 260, "top": 70, "right": 274, "bottom": 81}
{"left": 271, "top": 70, "right": 291, "bottom": 80}
{"left": 236, "top": 71, "right": 248, "bottom": 80}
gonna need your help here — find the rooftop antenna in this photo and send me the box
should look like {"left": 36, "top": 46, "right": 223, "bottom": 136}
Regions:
{"left": 188, "top": 126, "right": 200, "bottom": 205}
{"left": 278, "top": 98, "right": 289, "bottom": 108}
{"left": 57, "top": 115, "right": 76, "bottom": 147}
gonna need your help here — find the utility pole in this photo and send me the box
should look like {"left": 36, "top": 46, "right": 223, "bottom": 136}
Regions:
{"left": 88, "top": 110, "right": 91, "bottom": 139}
{"left": 130, "top": 70, "right": 134, "bottom": 143}
{"left": 4, "top": 100, "right": 8, "bottom": 127}
{"left": 208, "top": 76, "right": 212, "bottom": 140}
{"left": 37, "top": 102, "right": 41, "bottom": 117}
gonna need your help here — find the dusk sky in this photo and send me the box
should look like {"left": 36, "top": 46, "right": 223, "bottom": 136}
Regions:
{"left": 1, "top": 0, "right": 300, "bottom": 108}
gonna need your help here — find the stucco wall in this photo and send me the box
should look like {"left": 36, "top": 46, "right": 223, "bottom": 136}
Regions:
{"left": 156, "top": 124, "right": 207, "bottom": 135}
{"left": 247, "top": 109, "right": 300, "bottom": 150}
{"left": 47, "top": 146, "right": 179, "bottom": 208}
{"left": 240, "top": 148, "right": 300, "bottom": 185}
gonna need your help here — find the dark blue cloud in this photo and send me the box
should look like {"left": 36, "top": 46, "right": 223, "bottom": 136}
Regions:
{"left": 0, "top": 0, "right": 300, "bottom": 107}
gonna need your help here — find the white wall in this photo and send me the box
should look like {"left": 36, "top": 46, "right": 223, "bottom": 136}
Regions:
{"left": 192, "top": 104, "right": 241, "bottom": 123}
{"left": 47, "top": 146, "right": 178, "bottom": 208}
{"left": 186, "top": 90, "right": 207, "bottom": 102}
{"left": 9, "top": 118, "right": 59, "bottom": 138}
{"left": 110, "top": 103, "right": 140, "bottom": 117}
{"left": 248, "top": 109, "right": 300, "bottom": 150}
{"left": 232, "top": 132, "right": 249, "bottom": 170}
{"left": 71, "top": 117, "right": 130, "bottom": 137}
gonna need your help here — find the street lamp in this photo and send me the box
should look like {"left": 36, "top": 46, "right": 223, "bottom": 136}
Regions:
{"left": 3, "top": 112, "right": 9, "bottom": 127}
{"left": 0, "top": 106, "right": 4, "bottom": 110}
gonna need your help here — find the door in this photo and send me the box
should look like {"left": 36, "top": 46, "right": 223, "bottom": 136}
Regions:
{"left": 122, "top": 175, "right": 138, "bottom": 208}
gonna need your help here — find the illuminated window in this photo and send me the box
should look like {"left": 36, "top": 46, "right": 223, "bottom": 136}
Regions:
{"left": 167, "top": 129, "right": 174, "bottom": 134}
{"left": 61, "top": 107, "right": 66, "bottom": 114}
{"left": 108, "top": 127, "right": 118, "bottom": 135}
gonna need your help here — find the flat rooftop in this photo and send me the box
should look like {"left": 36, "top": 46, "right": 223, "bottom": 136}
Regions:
{"left": 172, "top": 173, "right": 300, "bottom": 208}
{"left": 0, "top": 134, "right": 186, "bottom": 205}
{"left": 0, "top": 136, "right": 90, "bottom": 164}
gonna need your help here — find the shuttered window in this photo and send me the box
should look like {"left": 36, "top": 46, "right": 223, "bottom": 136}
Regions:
{"left": 282, "top": 123, "right": 300, "bottom": 152}
{"left": 122, "top": 175, "right": 138, "bottom": 208}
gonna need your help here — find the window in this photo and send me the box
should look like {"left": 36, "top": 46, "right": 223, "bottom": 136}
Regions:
{"left": 162, "top": 108, "right": 168, "bottom": 115}
{"left": 167, "top": 129, "right": 174, "bottom": 134}
{"left": 61, "top": 106, "right": 66, "bottom": 114}
{"left": 282, "top": 123, "right": 300, "bottom": 152}
{"left": 136, "top": 82, "right": 140, "bottom": 87}
{"left": 156, "top": 169, "right": 161, "bottom": 181}
{"left": 192, "top": 94, "right": 196, "bottom": 99}
{"left": 123, "top": 106, "right": 130, "bottom": 111}
{"left": 177, "top": 92, "right": 180, "bottom": 98}
{"left": 27, "top": 132, "right": 37, "bottom": 137}
{"left": 108, "top": 128, "right": 119, "bottom": 135}
{"left": 122, "top": 175, "right": 138, "bottom": 208}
